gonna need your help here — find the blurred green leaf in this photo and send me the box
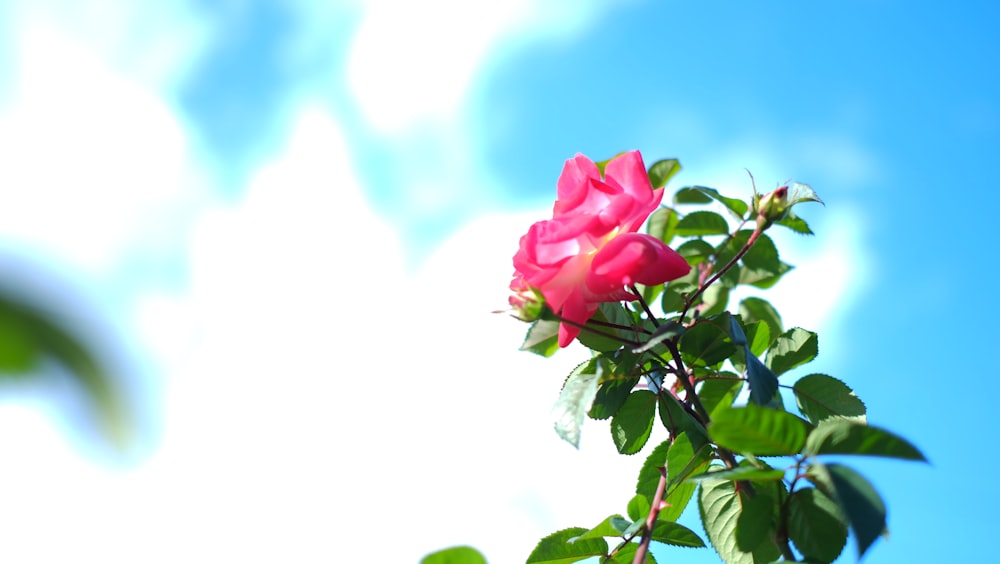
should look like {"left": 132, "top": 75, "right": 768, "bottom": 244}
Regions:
{"left": 648, "top": 159, "right": 682, "bottom": 189}
{"left": 687, "top": 465, "right": 785, "bottom": 483}
{"left": 804, "top": 419, "right": 927, "bottom": 461}
{"left": 709, "top": 405, "right": 810, "bottom": 456}
{"left": 0, "top": 294, "right": 130, "bottom": 449}
{"left": 647, "top": 207, "right": 680, "bottom": 248}
{"left": 787, "top": 488, "right": 848, "bottom": 563}
{"left": 808, "top": 462, "right": 886, "bottom": 559}
{"left": 421, "top": 546, "right": 488, "bottom": 564}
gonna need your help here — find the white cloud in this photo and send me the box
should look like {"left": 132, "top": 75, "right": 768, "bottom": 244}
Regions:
{"left": 0, "top": 3, "right": 206, "bottom": 279}
{"left": 345, "top": 0, "right": 610, "bottom": 133}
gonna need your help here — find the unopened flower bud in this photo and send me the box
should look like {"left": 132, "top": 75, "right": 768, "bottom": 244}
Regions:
{"left": 508, "top": 275, "right": 546, "bottom": 322}
{"left": 756, "top": 185, "right": 789, "bottom": 229}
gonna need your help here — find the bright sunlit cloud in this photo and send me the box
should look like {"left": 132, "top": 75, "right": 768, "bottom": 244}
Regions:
{"left": 346, "top": 0, "right": 610, "bottom": 133}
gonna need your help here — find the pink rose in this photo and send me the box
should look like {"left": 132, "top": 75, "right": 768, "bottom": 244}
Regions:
{"left": 512, "top": 151, "right": 691, "bottom": 347}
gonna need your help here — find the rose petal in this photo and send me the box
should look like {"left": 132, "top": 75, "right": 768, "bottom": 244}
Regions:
{"left": 586, "top": 233, "right": 691, "bottom": 295}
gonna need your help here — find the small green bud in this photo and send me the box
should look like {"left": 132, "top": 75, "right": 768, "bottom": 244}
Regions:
{"left": 755, "top": 185, "right": 789, "bottom": 230}
{"left": 508, "top": 278, "right": 546, "bottom": 322}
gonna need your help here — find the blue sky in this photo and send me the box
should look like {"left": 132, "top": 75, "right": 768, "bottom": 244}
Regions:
{"left": 0, "top": 1, "right": 996, "bottom": 562}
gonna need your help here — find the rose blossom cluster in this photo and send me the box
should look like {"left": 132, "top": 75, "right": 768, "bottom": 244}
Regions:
{"left": 510, "top": 151, "right": 691, "bottom": 347}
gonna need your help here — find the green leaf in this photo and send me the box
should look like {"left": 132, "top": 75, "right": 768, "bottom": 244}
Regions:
{"left": 660, "top": 281, "right": 696, "bottom": 314}
{"left": 687, "top": 466, "right": 786, "bottom": 483}
{"left": 765, "top": 328, "right": 818, "bottom": 376}
{"left": 787, "top": 488, "right": 848, "bottom": 563}
{"left": 636, "top": 441, "right": 670, "bottom": 501}
{"left": 635, "top": 437, "right": 704, "bottom": 523}
{"left": 786, "top": 181, "right": 824, "bottom": 207}
{"left": 632, "top": 321, "right": 684, "bottom": 354}
{"left": 776, "top": 210, "right": 814, "bottom": 234}
{"left": 521, "top": 319, "right": 560, "bottom": 357}
{"left": 647, "top": 207, "right": 680, "bottom": 247}
{"left": 699, "top": 284, "right": 730, "bottom": 317}
{"left": 680, "top": 320, "right": 736, "bottom": 367}
{"left": 577, "top": 514, "right": 632, "bottom": 540}
{"left": 651, "top": 521, "right": 706, "bottom": 548}
{"left": 738, "top": 234, "right": 794, "bottom": 289}
{"left": 745, "top": 321, "right": 771, "bottom": 357}
{"left": 526, "top": 527, "right": 609, "bottom": 564}
{"left": 607, "top": 543, "right": 659, "bottom": 564}
{"left": 736, "top": 493, "right": 773, "bottom": 551}
{"left": 648, "top": 159, "right": 682, "bottom": 189}
{"left": 0, "top": 314, "right": 41, "bottom": 372}
{"left": 808, "top": 463, "right": 886, "bottom": 559}
{"left": 740, "top": 233, "right": 780, "bottom": 271}
{"left": 709, "top": 406, "right": 810, "bottom": 456}
{"left": 552, "top": 358, "right": 603, "bottom": 448}
{"left": 697, "top": 377, "right": 744, "bottom": 419}
{"left": 589, "top": 374, "right": 639, "bottom": 420}
{"left": 739, "top": 298, "right": 783, "bottom": 347}
{"left": 746, "top": 352, "right": 780, "bottom": 406}
{"left": 627, "top": 494, "right": 651, "bottom": 522}
{"left": 578, "top": 303, "right": 635, "bottom": 353}
{"left": 674, "top": 186, "right": 750, "bottom": 220}
{"left": 804, "top": 420, "right": 927, "bottom": 461}
{"left": 793, "top": 374, "right": 867, "bottom": 424}
{"left": 420, "top": 546, "right": 488, "bottom": 564}
{"left": 675, "top": 211, "right": 730, "bottom": 236}
{"left": 673, "top": 186, "right": 713, "bottom": 204}
{"left": 611, "top": 390, "right": 657, "bottom": 455}
{"left": 0, "top": 294, "right": 130, "bottom": 449}
{"left": 675, "top": 239, "right": 715, "bottom": 263}
{"left": 699, "top": 478, "right": 781, "bottom": 564}
{"left": 657, "top": 392, "right": 708, "bottom": 446}
{"left": 667, "top": 436, "right": 714, "bottom": 486}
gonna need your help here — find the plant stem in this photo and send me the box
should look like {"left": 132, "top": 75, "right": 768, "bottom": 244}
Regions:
{"left": 664, "top": 340, "right": 711, "bottom": 423}
{"left": 554, "top": 315, "right": 643, "bottom": 348}
{"left": 630, "top": 285, "right": 660, "bottom": 329}
{"left": 678, "top": 227, "right": 762, "bottom": 323}
{"left": 633, "top": 466, "right": 668, "bottom": 564}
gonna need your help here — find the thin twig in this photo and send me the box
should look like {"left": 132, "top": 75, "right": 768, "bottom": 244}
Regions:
{"left": 633, "top": 466, "right": 669, "bottom": 564}
{"left": 678, "top": 227, "right": 762, "bottom": 323}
